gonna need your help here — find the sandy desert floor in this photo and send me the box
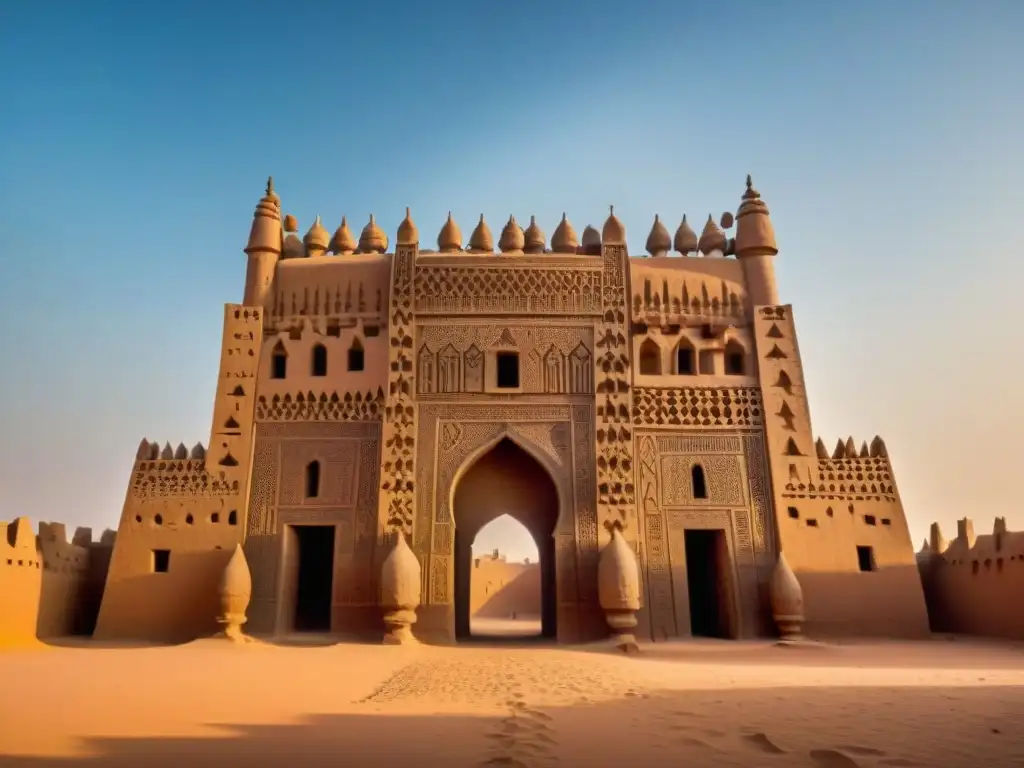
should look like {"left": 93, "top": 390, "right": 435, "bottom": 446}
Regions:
{"left": 1, "top": 633, "right": 1023, "bottom": 768}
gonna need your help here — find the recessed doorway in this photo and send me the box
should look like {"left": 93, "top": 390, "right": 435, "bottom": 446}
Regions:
{"left": 684, "top": 528, "right": 734, "bottom": 639}
{"left": 452, "top": 437, "right": 559, "bottom": 643}
{"left": 290, "top": 525, "right": 335, "bottom": 632}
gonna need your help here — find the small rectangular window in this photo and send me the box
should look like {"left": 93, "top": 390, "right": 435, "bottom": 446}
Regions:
{"left": 725, "top": 352, "right": 745, "bottom": 375}
{"left": 856, "top": 545, "right": 876, "bottom": 572}
{"left": 677, "top": 349, "right": 694, "bottom": 375}
{"left": 348, "top": 346, "right": 365, "bottom": 372}
{"left": 152, "top": 549, "right": 171, "bottom": 573}
{"left": 496, "top": 352, "right": 520, "bottom": 389}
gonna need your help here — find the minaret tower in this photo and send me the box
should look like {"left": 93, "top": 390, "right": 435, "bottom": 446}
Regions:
{"left": 734, "top": 175, "right": 779, "bottom": 306}
{"left": 242, "top": 177, "right": 282, "bottom": 308}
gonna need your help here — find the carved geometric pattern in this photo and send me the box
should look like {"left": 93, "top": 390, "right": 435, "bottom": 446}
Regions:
{"left": 783, "top": 455, "right": 897, "bottom": 502}
{"left": 414, "top": 266, "right": 603, "bottom": 315}
{"left": 255, "top": 389, "right": 384, "bottom": 422}
{"left": 131, "top": 460, "right": 237, "bottom": 498}
{"left": 594, "top": 244, "right": 635, "bottom": 529}
{"left": 380, "top": 245, "right": 418, "bottom": 534}
{"left": 414, "top": 404, "right": 581, "bottom": 606}
{"left": 633, "top": 387, "right": 763, "bottom": 428}
{"left": 268, "top": 278, "right": 384, "bottom": 320}
{"left": 741, "top": 434, "right": 771, "bottom": 553}
{"left": 631, "top": 276, "right": 746, "bottom": 324}
{"left": 660, "top": 454, "right": 745, "bottom": 507}
{"left": 416, "top": 325, "right": 594, "bottom": 396}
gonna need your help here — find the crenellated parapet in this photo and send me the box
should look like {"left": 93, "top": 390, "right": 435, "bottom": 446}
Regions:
{"left": 918, "top": 516, "right": 1024, "bottom": 641}
{"left": 783, "top": 435, "right": 898, "bottom": 501}
{"left": 920, "top": 516, "right": 1024, "bottom": 562}
{"left": 1, "top": 517, "right": 116, "bottom": 644}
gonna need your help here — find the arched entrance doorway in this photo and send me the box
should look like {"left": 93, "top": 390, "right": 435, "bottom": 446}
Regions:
{"left": 452, "top": 437, "right": 559, "bottom": 641}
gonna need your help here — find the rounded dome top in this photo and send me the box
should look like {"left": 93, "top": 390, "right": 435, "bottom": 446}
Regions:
{"left": 697, "top": 214, "right": 727, "bottom": 255}
{"left": 734, "top": 174, "right": 778, "bottom": 256}
{"left": 303, "top": 215, "right": 330, "bottom": 254}
{"left": 601, "top": 206, "right": 626, "bottom": 245}
{"left": 331, "top": 216, "right": 357, "bottom": 254}
{"left": 551, "top": 213, "right": 578, "bottom": 253}
{"left": 523, "top": 215, "right": 546, "bottom": 253}
{"left": 358, "top": 214, "right": 388, "bottom": 254}
{"left": 437, "top": 212, "right": 462, "bottom": 252}
{"left": 468, "top": 214, "right": 494, "bottom": 251}
{"left": 499, "top": 215, "right": 525, "bottom": 252}
{"left": 580, "top": 225, "right": 602, "bottom": 255}
{"left": 673, "top": 215, "right": 698, "bottom": 254}
{"left": 645, "top": 214, "right": 671, "bottom": 256}
{"left": 283, "top": 214, "right": 299, "bottom": 233}
{"left": 396, "top": 208, "right": 418, "bottom": 246}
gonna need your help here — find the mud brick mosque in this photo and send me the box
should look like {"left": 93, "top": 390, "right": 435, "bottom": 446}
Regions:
{"left": 3, "top": 176, "right": 1014, "bottom": 647}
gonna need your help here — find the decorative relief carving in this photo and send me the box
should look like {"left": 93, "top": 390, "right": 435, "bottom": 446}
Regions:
{"left": 657, "top": 435, "right": 743, "bottom": 454}
{"left": 638, "top": 435, "right": 674, "bottom": 638}
{"left": 131, "top": 460, "right": 237, "bottom": 498}
{"left": 661, "top": 455, "right": 745, "bottom": 507}
{"left": 633, "top": 387, "right": 763, "bottom": 428}
{"left": 416, "top": 326, "right": 593, "bottom": 395}
{"left": 414, "top": 267, "right": 603, "bottom": 315}
{"left": 269, "top": 278, "right": 385, "bottom": 321}
{"left": 278, "top": 440, "right": 358, "bottom": 507}
{"left": 246, "top": 441, "right": 278, "bottom": 536}
{"left": 255, "top": 390, "right": 384, "bottom": 422}
{"left": 414, "top": 404, "right": 579, "bottom": 606}
{"left": 380, "top": 245, "right": 418, "bottom": 534}
{"left": 594, "top": 244, "right": 635, "bottom": 527}
{"left": 631, "top": 275, "right": 746, "bottom": 325}
{"left": 741, "top": 434, "right": 771, "bottom": 553}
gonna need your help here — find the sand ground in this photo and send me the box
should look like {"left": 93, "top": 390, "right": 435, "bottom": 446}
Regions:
{"left": 1, "top": 631, "right": 1023, "bottom": 768}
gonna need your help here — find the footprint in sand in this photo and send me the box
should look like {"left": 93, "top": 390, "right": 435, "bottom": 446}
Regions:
{"left": 809, "top": 748, "right": 864, "bottom": 767}
{"left": 743, "top": 732, "right": 786, "bottom": 754}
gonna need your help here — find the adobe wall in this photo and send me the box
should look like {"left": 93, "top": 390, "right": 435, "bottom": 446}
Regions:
{"left": 94, "top": 305, "right": 263, "bottom": 643}
{"left": 470, "top": 552, "right": 541, "bottom": 619}
{"left": 0, "top": 518, "right": 43, "bottom": 647}
{"left": 0, "top": 517, "right": 116, "bottom": 647}
{"left": 918, "top": 517, "right": 1024, "bottom": 640}
{"left": 751, "top": 304, "right": 929, "bottom": 639}
{"left": 243, "top": 287, "right": 387, "bottom": 639}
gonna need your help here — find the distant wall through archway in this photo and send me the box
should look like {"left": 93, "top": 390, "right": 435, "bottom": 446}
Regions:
{"left": 452, "top": 437, "right": 559, "bottom": 640}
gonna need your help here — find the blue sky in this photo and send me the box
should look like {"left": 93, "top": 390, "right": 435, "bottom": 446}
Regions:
{"left": 0, "top": 0, "right": 1020, "bottom": 562}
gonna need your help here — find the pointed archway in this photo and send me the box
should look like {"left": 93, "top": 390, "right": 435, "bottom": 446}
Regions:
{"left": 452, "top": 437, "right": 559, "bottom": 640}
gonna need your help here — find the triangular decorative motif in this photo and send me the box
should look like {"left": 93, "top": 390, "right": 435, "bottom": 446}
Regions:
{"left": 766, "top": 323, "right": 785, "bottom": 339}
{"left": 496, "top": 328, "right": 516, "bottom": 347}
{"left": 765, "top": 344, "right": 787, "bottom": 359}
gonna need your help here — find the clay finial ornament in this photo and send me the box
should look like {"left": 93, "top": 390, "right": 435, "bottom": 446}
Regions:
{"left": 645, "top": 214, "right": 671, "bottom": 257}
{"left": 380, "top": 529, "right": 421, "bottom": 645}
{"left": 437, "top": 211, "right": 462, "bottom": 252}
{"left": 551, "top": 212, "right": 578, "bottom": 253}
{"left": 769, "top": 551, "right": 805, "bottom": 643}
{"left": 597, "top": 525, "right": 642, "bottom": 653}
{"left": 213, "top": 544, "right": 255, "bottom": 643}
{"left": 397, "top": 207, "right": 419, "bottom": 246}
{"left": 469, "top": 214, "right": 494, "bottom": 252}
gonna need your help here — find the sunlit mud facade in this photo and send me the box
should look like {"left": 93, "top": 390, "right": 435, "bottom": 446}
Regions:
{"left": 90, "top": 177, "right": 931, "bottom": 645}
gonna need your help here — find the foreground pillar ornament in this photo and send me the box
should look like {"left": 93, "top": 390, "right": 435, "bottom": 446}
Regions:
{"left": 597, "top": 526, "right": 641, "bottom": 653}
{"left": 769, "top": 551, "right": 805, "bottom": 642}
{"left": 215, "top": 544, "right": 254, "bottom": 643}
{"left": 380, "top": 530, "right": 421, "bottom": 645}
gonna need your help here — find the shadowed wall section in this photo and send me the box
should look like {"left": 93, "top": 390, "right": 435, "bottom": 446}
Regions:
{"left": 918, "top": 517, "right": 1024, "bottom": 641}
{"left": 0, "top": 517, "right": 115, "bottom": 646}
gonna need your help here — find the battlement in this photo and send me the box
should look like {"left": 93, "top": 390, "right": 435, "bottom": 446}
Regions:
{"left": 919, "top": 516, "right": 1024, "bottom": 562}
{"left": 130, "top": 439, "right": 238, "bottom": 498}
{"left": 1, "top": 517, "right": 116, "bottom": 575}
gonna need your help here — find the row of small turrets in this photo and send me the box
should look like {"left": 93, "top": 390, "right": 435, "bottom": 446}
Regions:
{"left": 244, "top": 176, "right": 779, "bottom": 259}
{"left": 815, "top": 436, "right": 889, "bottom": 460}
